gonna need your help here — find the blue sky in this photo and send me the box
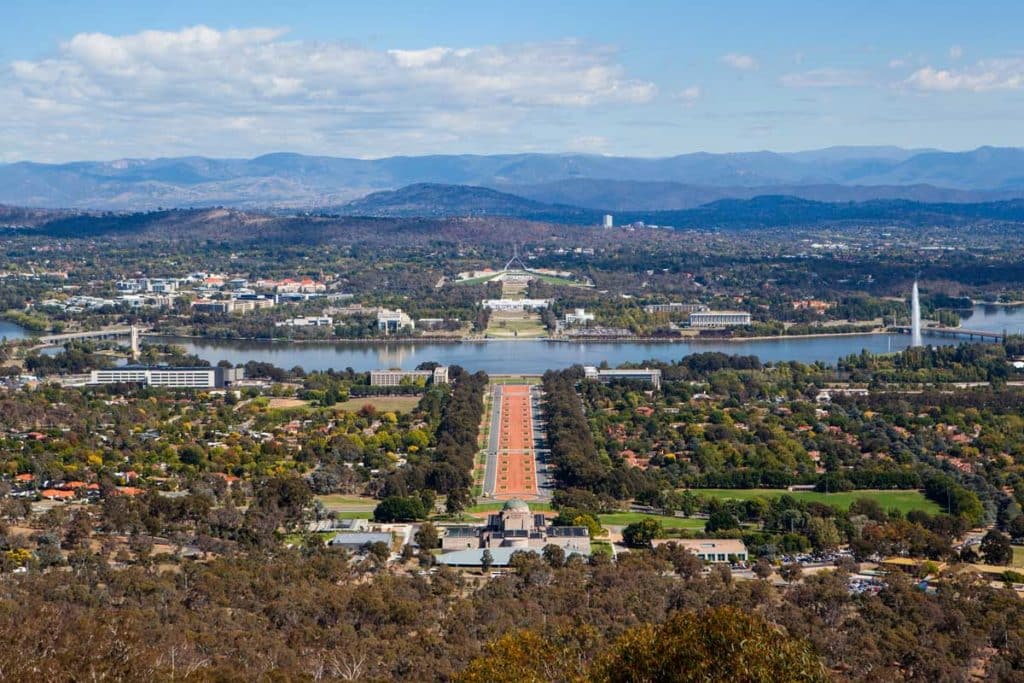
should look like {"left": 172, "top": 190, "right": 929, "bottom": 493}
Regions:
{"left": 3, "top": 0, "right": 1024, "bottom": 161}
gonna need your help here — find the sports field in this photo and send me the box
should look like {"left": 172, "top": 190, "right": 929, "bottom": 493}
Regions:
{"left": 693, "top": 488, "right": 941, "bottom": 514}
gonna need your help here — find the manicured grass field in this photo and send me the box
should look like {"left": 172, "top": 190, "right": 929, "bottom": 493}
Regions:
{"left": 1013, "top": 546, "right": 1024, "bottom": 569}
{"left": 489, "top": 376, "right": 543, "bottom": 385}
{"left": 693, "top": 488, "right": 941, "bottom": 515}
{"left": 333, "top": 396, "right": 422, "bottom": 413}
{"left": 315, "top": 494, "right": 377, "bottom": 512}
{"left": 597, "top": 512, "right": 707, "bottom": 530}
{"left": 486, "top": 311, "right": 547, "bottom": 338}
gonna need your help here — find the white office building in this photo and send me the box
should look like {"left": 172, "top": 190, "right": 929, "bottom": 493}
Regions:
{"left": 370, "top": 366, "right": 449, "bottom": 387}
{"left": 563, "top": 308, "right": 595, "bottom": 326}
{"left": 275, "top": 316, "right": 334, "bottom": 328}
{"left": 603, "top": 214, "right": 614, "bottom": 228}
{"left": 688, "top": 311, "right": 752, "bottom": 328}
{"left": 584, "top": 366, "right": 662, "bottom": 390}
{"left": 377, "top": 308, "right": 415, "bottom": 333}
{"left": 643, "top": 303, "right": 708, "bottom": 315}
{"left": 482, "top": 298, "right": 550, "bottom": 311}
{"left": 88, "top": 366, "right": 244, "bottom": 389}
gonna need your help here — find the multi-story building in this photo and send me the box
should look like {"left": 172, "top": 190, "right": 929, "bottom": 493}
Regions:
{"left": 88, "top": 366, "right": 244, "bottom": 389}
{"left": 583, "top": 366, "right": 662, "bottom": 390}
{"left": 643, "top": 303, "right": 708, "bottom": 315}
{"left": 688, "top": 310, "right": 752, "bottom": 327}
{"left": 370, "top": 366, "right": 449, "bottom": 387}
{"left": 191, "top": 296, "right": 274, "bottom": 315}
{"left": 377, "top": 308, "right": 415, "bottom": 333}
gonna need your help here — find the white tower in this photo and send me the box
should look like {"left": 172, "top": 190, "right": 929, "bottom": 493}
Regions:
{"left": 603, "top": 214, "right": 614, "bottom": 228}
{"left": 129, "top": 324, "right": 140, "bottom": 360}
{"left": 910, "top": 281, "right": 923, "bottom": 348}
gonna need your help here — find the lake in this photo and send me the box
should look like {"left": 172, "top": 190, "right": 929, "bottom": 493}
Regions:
{"left": 160, "top": 305, "right": 1024, "bottom": 373}
{"left": 0, "top": 320, "right": 31, "bottom": 342}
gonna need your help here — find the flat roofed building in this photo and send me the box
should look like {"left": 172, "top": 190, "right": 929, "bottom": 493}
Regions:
{"left": 563, "top": 308, "right": 595, "bottom": 326}
{"left": 370, "top": 366, "right": 449, "bottom": 387}
{"left": 643, "top": 303, "right": 708, "bottom": 314}
{"left": 652, "top": 538, "right": 748, "bottom": 563}
{"left": 481, "top": 298, "right": 550, "bottom": 311}
{"left": 275, "top": 316, "right": 334, "bottom": 327}
{"left": 327, "top": 532, "right": 393, "bottom": 551}
{"left": 688, "top": 311, "right": 752, "bottom": 328}
{"left": 583, "top": 366, "right": 662, "bottom": 390}
{"left": 192, "top": 297, "right": 274, "bottom": 315}
{"left": 377, "top": 308, "right": 414, "bottom": 332}
{"left": 88, "top": 366, "right": 244, "bottom": 389}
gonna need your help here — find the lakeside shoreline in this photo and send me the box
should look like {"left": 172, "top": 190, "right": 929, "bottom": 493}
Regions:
{"left": 147, "top": 328, "right": 896, "bottom": 346}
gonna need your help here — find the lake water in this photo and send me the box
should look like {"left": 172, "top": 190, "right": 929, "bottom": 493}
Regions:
{"left": 6, "top": 304, "right": 1022, "bottom": 374}
{"left": 0, "top": 320, "right": 30, "bottom": 341}
{"left": 161, "top": 305, "right": 1024, "bottom": 373}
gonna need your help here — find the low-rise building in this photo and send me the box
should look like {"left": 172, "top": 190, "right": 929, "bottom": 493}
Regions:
{"left": 563, "top": 308, "right": 595, "bottom": 326}
{"left": 275, "top": 316, "right": 334, "bottom": 328}
{"left": 327, "top": 532, "right": 393, "bottom": 551}
{"left": 583, "top": 366, "right": 662, "bottom": 390}
{"left": 688, "top": 310, "right": 752, "bottom": 327}
{"left": 482, "top": 299, "right": 550, "bottom": 311}
{"left": 440, "top": 500, "right": 590, "bottom": 556}
{"left": 651, "top": 538, "right": 748, "bottom": 563}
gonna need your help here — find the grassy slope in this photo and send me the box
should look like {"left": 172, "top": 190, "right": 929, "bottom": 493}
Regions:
{"left": 694, "top": 488, "right": 941, "bottom": 515}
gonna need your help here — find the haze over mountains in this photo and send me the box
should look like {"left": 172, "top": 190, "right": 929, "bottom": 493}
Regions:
{"left": 4, "top": 146, "right": 1024, "bottom": 212}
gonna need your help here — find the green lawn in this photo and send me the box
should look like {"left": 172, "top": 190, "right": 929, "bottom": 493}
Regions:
{"left": 598, "top": 512, "right": 707, "bottom": 530}
{"left": 489, "top": 376, "right": 543, "bottom": 385}
{"left": 315, "top": 494, "right": 377, "bottom": 512}
{"left": 1013, "top": 546, "right": 1024, "bottom": 569}
{"left": 692, "top": 488, "right": 941, "bottom": 515}
{"left": 334, "top": 396, "right": 422, "bottom": 413}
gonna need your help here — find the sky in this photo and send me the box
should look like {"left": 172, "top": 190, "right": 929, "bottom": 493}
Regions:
{"left": 3, "top": 0, "right": 1024, "bottom": 162}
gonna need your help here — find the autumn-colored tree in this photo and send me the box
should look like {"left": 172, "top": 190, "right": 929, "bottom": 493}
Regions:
{"left": 592, "top": 606, "right": 827, "bottom": 683}
{"left": 457, "top": 629, "right": 590, "bottom": 683}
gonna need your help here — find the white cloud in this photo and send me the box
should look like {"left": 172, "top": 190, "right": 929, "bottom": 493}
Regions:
{"left": 677, "top": 85, "right": 701, "bottom": 102}
{"left": 0, "top": 25, "right": 657, "bottom": 160}
{"left": 949, "top": 44, "right": 963, "bottom": 60}
{"left": 905, "top": 59, "right": 1024, "bottom": 92}
{"left": 780, "top": 68, "right": 867, "bottom": 88}
{"left": 720, "top": 53, "right": 758, "bottom": 71}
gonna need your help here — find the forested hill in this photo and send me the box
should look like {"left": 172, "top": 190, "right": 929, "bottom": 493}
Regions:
{"left": 622, "top": 196, "right": 1024, "bottom": 229}
{"left": 332, "top": 184, "right": 1024, "bottom": 228}
{"left": 9, "top": 194, "right": 1024, "bottom": 243}
{"left": 334, "top": 183, "right": 594, "bottom": 221}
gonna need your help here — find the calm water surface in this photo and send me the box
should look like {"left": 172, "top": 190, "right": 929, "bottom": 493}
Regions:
{"left": 161, "top": 305, "right": 1024, "bottom": 373}
{"left": 6, "top": 304, "right": 1023, "bottom": 374}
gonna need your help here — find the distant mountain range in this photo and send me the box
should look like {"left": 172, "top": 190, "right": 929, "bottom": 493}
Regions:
{"left": 5, "top": 146, "right": 1024, "bottom": 211}
{"left": 333, "top": 185, "right": 1024, "bottom": 228}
